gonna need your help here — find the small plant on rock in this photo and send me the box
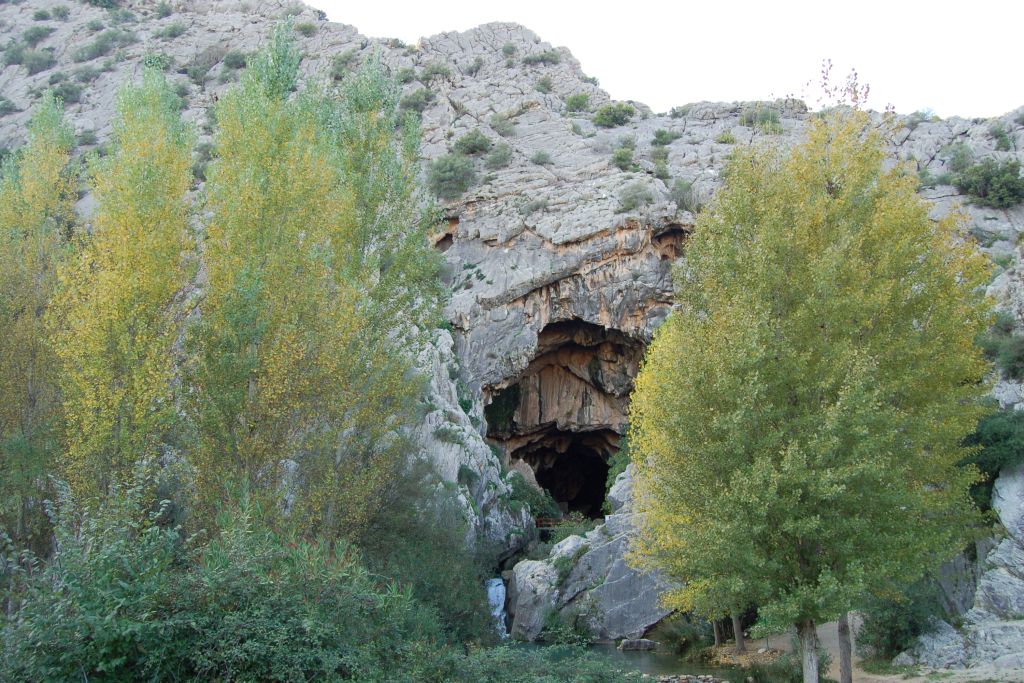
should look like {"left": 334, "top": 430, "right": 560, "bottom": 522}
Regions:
{"left": 453, "top": 129, "right": 493, "bottom": 155}
{"left": 565, "top": 92, "right": 589, "bottom": 112}
{"left": 618, "top": 181, "right": 653, "bottom": 213}
{"left": 592, "top": 103, "right": 634, "bottom": 128}
{"left": 428, "top": 153, "right": 477, "bottom": 200}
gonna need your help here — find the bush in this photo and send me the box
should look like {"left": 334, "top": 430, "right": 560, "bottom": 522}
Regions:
{"left": 652, "top": 129, "right": 682, "bottom": 146}
{"left": 507, "top": 471, "right": 561, "bottom": 518}
{"left": 857, "top": 579, "right": 945, "bottom": 659}
{"left": 156, "top": 21, "right": 186, "bottom": 39}
{"left": 549, "top": 512, "right": 597, "bottom": 545}
{"left": 421, "top": 61, "right": 451, "bottom": 80}
{"left": 85, "top": 18, "right": 104, "bottom": 32}
{"left": 618, "top": 181, "right": 654, "bottom": 213}
{"left": 501, "top": 42, "right": 516, "bottom": 57}
{"left": 565, "top": 92, "right": 589, "bottom": 112}
{"left": 670, "top": 177, "right": 700, "bottom": 213}
{"left": 222, "top": 50, "right": 247, "bottom": 69}
{"left": 32, "top": 9, "right": 51, "bottom": 20}
{"left": 741, "top": 104, "right": 783, "bottom": 133}
{"left": 944, "top": 142, "right": 974, "bottom": 173}
{"left": 647, "top": 613, "right": 711, "bottom": 656}
{"left": 52, "top": 5, "right": 71, "bottom": 20}
{"left": 611, "top": 146, "right": 636, "bottom": 171}
{"left": 536, "top": 76, "right": 553, "bottom": 93}
{"left": 143, "top": 50, "right": 173, "bottom": 71}
{"left": 156, "top": 1, "right": 172, "bottom": 18}
{"left": 521, "top": 198, "right": 548, "bottom": 214}
{"left": 485, "top": 142, "right": 512, "bottom": 169}
{"left": 452, "top": 645, "right": 641, "bottom": 682}
{"left": 23, "top": 25, "right": 55, "bottom": 47}
{"left": 294, "top": 21, "right": 317, "bottom": 37}
{"left": 604, "top": 436, "right": 630, "bottom": 503}
{"left": 716, "top": 130, "right": 736, "bottom": 144}
{"left": 72, "top": 28, "right": 135, "bottom": 62}
{"left": 489, "top": 112, "right": 515, "bottom": 137}
{"left": 427, "top": 153, "right": 477, "bottom": 200}
{"left": 990, "top": 123, "right": 1013, "bottom": 151}
{"left": 453, "top": 129, "right": 493, "bottom": 155}
{"left": 955, "top": 158, "right": 1024, "bottom": 208}
{"left": 23, "top": 49, "right": 55, "bottom": 75}
{"left": 330, "top": 49, "right": 358, "bottom": 80}
{"left": 522, "top": 49, "right": 560, "bottom": 66}
{"left": 76, "top": 129, "right": 97, "bottom": 146}
{"left": 670, "top": 104, "right": 691, "bottom": 118}
{"left": 465, "top": 56, "right": 483, "bottom": 76}
{"left": 395, "top": 66, "right": 415, "bottom": 83}
{"left": 531, "top": 150, "right": 553, "bottom": 165}
{"left": 3, "top": 41, "right": 25, "bottom": 66}
{"left": 52, "top": 80, "right": 82, "bottom": 104}
{"left": 962, "top": 407, "right": 1024, "bottom": 511}
{"left": 593, "top": 102, "right": 634, "bottom": 128}
{"left": 0, "top": 96, "right": 18, "bottom": 116}
{"left": 399, "top": 87, "right": 434, "bottom": 114}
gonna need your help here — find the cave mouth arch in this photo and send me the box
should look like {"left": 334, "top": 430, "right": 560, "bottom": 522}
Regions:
{"left": 485, "top": 319, "right": 644, "bottom": 519}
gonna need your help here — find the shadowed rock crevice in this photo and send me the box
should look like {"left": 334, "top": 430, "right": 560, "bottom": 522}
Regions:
{"left": 486, "top": 319, "right": 643, "bottom": 517}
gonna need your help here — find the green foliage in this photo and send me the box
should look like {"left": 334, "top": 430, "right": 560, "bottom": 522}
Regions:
{"left": 452, "top": 645, "right": 641, "bottom": 682}
{"left": 0, "top": 96, "right": 18, "bottom": 116}
{"left": 294, "top": 21, "right": 317, "bottom": 37}
{"left": 647, "top": 613, "right": 712, "bottom": 656}
{"left": 428, "top": 153, "right": 477, "bottom": 199}
{"left": 32, "top": 9, "right": 50, "bottom": 20}
{"left": 395, "top": 65, "right": 415, "bottom": 83}
{"left": 536, "top": 75, "right": 553, "bottom": 93}
{"left": 52, "top": 5, "right": 71, "bottom": 20}
{"left": 962, "top": 407, "right": 1024, "bottom": 511}
{"left": 740, "top": 104, "right": 783, "bottom": 134}
{"left": 978, "top": 310, "right": 1024, "bottom": 379}
{"left": 716, "top": 130, "right": 736, "bottom": 144}
{"left": 72, "top": 28, "right": 135, "bottom": 62}
{"left": 652, "top": 129, "right": 682, "bottom": 146}
{"left": 522, "top": 49, "right": 561, "bottom": 66}
{"left": 222, "top": 49, "right": 247, "bottom": 69}
{"left": 501, "top": 42, "right": 516, "bottom": 57}
{"left": 3, "top": 41, "right": 25, "bottom": 66}
{"left": 421, "top": 61, "right": 451, "bottom": 80}
{"left": 944, "top": 142, "right": 974, "bottom": 173}
{"left": 508, "top": 471, "right": 561, "bottom": 518}
{"left": 521, "top": 198, "right": 548, "bottom": 214}
{"left": 611, "top": 146, "right": 636, "bottom": 171}
{"left": 605, "top": 436, "right": 630, "bottom": 500}
{"left": 156, "top": 20, "right": 186, "bottom": 39}
{"left": 857, "top": 579, "right": 944, "bottom": 659}
{"left": 593, "top": 102, "right": 634, "bottom": 128}
{"left": 955, "top": 158, "right": 1024, "bottom": 208}
{"left": 142, "top": 50, "right": 173, "bottom": 71}
{"left": 990, "top": 123, "right": 1012, "bottom": 151}
{"left": 156, "top": 1, "right": 172, "bottom": 18}
{"left": 490, "top": 112, "right": 516, "bottom": 137}
{"left": 330, "top": 48, "right": 359, "bottom": 80}
{"left": 670, "top": 104, "right": 691, "bottom": 118}
{"left": 400, "top": 87, "right": 434, "bottom": 114}
{"left": 566, "top": 92, "right": 589, "bottom": 112}
{"left": 531, "top": 150, "right": 553, "bottom": 165}
{"left": 51, "top": 80, "right": 82, "bottom": 104}
{"left": 618, "top": 181, "right": 653, "bottom": 212}
{"left": 485, "top": 142, "right": 513, "bottom": 169}
{"left": 670, "top": 177, "right": 700, "bottom": 213}
{"left": 465, "top": 56, "right": 483, "bottom": 76}
{"left": 23, "top": 25, "right": 55, "bottom": 47}
{"left": 23, "top": 48, "right": 56, "bottom": 75}
{"left": 629, "top": 110, "right": 990, "bottom": 680}
{"left": 549, "top": 512, "right": 597, "bottom": 546}
{"left": 453, "top": 129, "right": 493, "bottom": 155}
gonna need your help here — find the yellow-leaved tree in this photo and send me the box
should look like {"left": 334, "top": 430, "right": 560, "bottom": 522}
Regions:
{"left": 189, "top": 26, "right": 441, "bottom": 542}
{"left": 0, "top": 93, "right": 76, "bottom": 549}
{"left": 628, "top": 110, "right": 992, "bottom": 683}
{"left": 51, "top": 71, "right": 193, "bottom": 499}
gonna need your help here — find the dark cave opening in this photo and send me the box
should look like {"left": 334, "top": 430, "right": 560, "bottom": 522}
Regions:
{"left": 485, "top": 319, "right": 644, "bottom": 521}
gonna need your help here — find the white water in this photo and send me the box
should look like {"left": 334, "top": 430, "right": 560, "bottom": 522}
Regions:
{"left": 486, "top": 577, "right": 508, "bottom": 639}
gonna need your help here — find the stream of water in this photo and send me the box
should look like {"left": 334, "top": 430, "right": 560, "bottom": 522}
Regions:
{"left": 486, "top": 577, "right": 508, "bottom": 639}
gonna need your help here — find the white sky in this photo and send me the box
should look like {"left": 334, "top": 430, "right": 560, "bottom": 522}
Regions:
{"left": 310, "top": 0, "right": 1023, "bottom": 119}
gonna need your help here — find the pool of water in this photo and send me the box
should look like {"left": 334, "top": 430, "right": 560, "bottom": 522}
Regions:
{"left": 518, "top": 642, "right": 739, "bottom": 677}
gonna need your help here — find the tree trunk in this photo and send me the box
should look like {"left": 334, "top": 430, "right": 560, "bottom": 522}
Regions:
{"left": 838, "top": 612, "right": 853, "bottom": 683}
{"left": 798, "top": 620, "right": 819, "bottom": 683}
{"left": 731, "top": 613, "right": 746, "bottom": 654}
{"left": 713, "top": 619, "right": 722, "bottom": 647}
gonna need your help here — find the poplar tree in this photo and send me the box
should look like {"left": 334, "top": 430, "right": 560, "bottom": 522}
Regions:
{"left": 51, "top": 72, "right": 193, "bottom": 499}
{"left": 0, "top": 94, "right": 75, "bottom": 549}
{"left": 190, "top": 26, "right": 441, "bottom": 541}
{"left": 628, "top": 111, "right": 991, "bottom": 683}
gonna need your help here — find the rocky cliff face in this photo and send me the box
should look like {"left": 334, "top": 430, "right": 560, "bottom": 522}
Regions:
{"left": 3, "top": 0, "right": 1024, "bottom": 650}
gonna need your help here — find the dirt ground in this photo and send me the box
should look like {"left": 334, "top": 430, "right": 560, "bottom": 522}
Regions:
{"left": 709, "top": 616, "right": 1024, "bottom": 683}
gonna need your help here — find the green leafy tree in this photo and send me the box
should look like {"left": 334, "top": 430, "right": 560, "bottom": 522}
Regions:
{"left": 628, "top": 111, "right": 991, "bottom": 683}
{"left": 50, "top": 71, "right": 193, "bottom": 500}
{"left": 0, "top": 93, "right": 76, "bottom": 550}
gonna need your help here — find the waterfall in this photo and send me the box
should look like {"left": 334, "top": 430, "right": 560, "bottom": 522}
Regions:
{"left": 486, "top": 577, "right": 508, "bottom": 639}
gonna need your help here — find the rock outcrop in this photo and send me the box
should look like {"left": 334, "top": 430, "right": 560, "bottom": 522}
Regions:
{"left": 3, "top": 0, "right": 1024, "bottom": 649}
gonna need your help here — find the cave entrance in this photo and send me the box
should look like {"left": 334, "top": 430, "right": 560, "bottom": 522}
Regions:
{"left": 485, "top": 319, "right": 644, "bottom": 520}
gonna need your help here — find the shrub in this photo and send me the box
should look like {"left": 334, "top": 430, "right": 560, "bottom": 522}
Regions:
{"left": 465, "top": 56, "right": 483, "bottom": 76}
{"left": 3, "top": 41, "right": 25, "bottom": 66}
{"left": 427, "top": 153, "right": 476, "bottom": 200}
{"left": 716, "top": 130, "right": 736, "bottom": 144}
{"left": 76, "top": 129, "right": 97, "bottom": 146}
{"left": 107, "top": 8, "right": 135, "bottom": 24}
{"left": 484, "top": 142, "right": 512, "bottom": 169}
{"left": 23, "top": 49, "right": 55, "bottom": 75}
{"left": 535, "top": 75, "right": 553, "bottom": 94}
{"left": 549, "top": 512, "right": 597, "bottom": 546}
{"left": 955, "top": 159, "right": 1024, "bottom": 208}
{"left": 618, "top": 181, "right": 653, "bottom": 213}
{"left": 32, "top": 9, "right": 51, "bottom": 20}
{"left": 944, "top": 142, "right": 974, "bottom": 173}
{"left": 52, "top": 5, "right": 71, "bottom": 20}
{"left": 857, "top": 579, "right": 945, "bottom": 659}
{"left": 670, "top": 104, "right": 691, "bottom": 118}
{"left": 52, "top": 80, "right": 82, "bottom": 104}
{"left": 85, "top": 18, "right": 104, "bottom": 32}
{"left": 530, "top": 150, "right": 552, "bottom": 165}
{"left": 294, "top": 21, "right": 317, "bottom": 37}
{"left": 489, "top": 113, "right": 515, "bottom": 137}
{"left": 647, "top": 613, "right": 711, "bottom": 656}
{"left": 156, "top": 21, "right": 186, "bottom": 39}
{"left": 74, "top": 65, "right": 100, "bottom": 82}
{"left": 453, "top": 129, "right": 493, "bottom": 155}
{"left": 990, "top": 123, "right": 1013, "bottom": 151}
{"left": 521, "top": 198, "right": 548, "bottom": 214}
{"left": 421, "top": 61, "right": 451, "bottom": 80}
{"left": 0, "top": 96, "right": 18, "bottom": 116}
{"left": 72, "top": 28, "right": 135, "bottom": 62}
{"left": 507, "top": 471, "right": 561, "bottom": 518}
{"left": 670, "top": 177, "right": 699, "bottom": 213}
{"left": 651, "top": 145, "right": 669, "bottom": 164}
{"left": 593, "top": 102, "right": 634, "bottom": 128}
{"left": 330, "top": 49, "right": 358, "bottom": 80}
{"left": 605, "top": 436, "right": 630, "bottom": 501}
{"left": 23, "top": 25, "right": 55, "bottom": 47}
{"left": 399, "top": 87, "right": 434, "bottom": 114}
{"left": 156, "top": 1, "right": 172, "bottom": 18}
{"left": 611, "top": 146, "right": 636, "bottom": 171}
{"left": 501, "top": 42, "right": 516, "bottom": 57}
{"left": 395, "top": 66, "right": 415, "bottom": 83}
{"left": 452, "top": 645, "right": 641, "bottom": 682}
{"left": 222, "top": 50, "right": 247, "bottom": 69}
{"left": 142, "top": 50, "right": 173, "bottom": 71}
{"left": 565, "top": 92, "right": 589, "bottom": 112}
{"left": 741, "top": 104, "right": 782, "bottom": 133}
{"left": 651, "top": 129, "right": 682, "bottom": 146}
{"left": 522, "top": 49, "right": 560, "bottom": 66}
{"left": 962, "top": 407, "right": 1024, "bottom": 511}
